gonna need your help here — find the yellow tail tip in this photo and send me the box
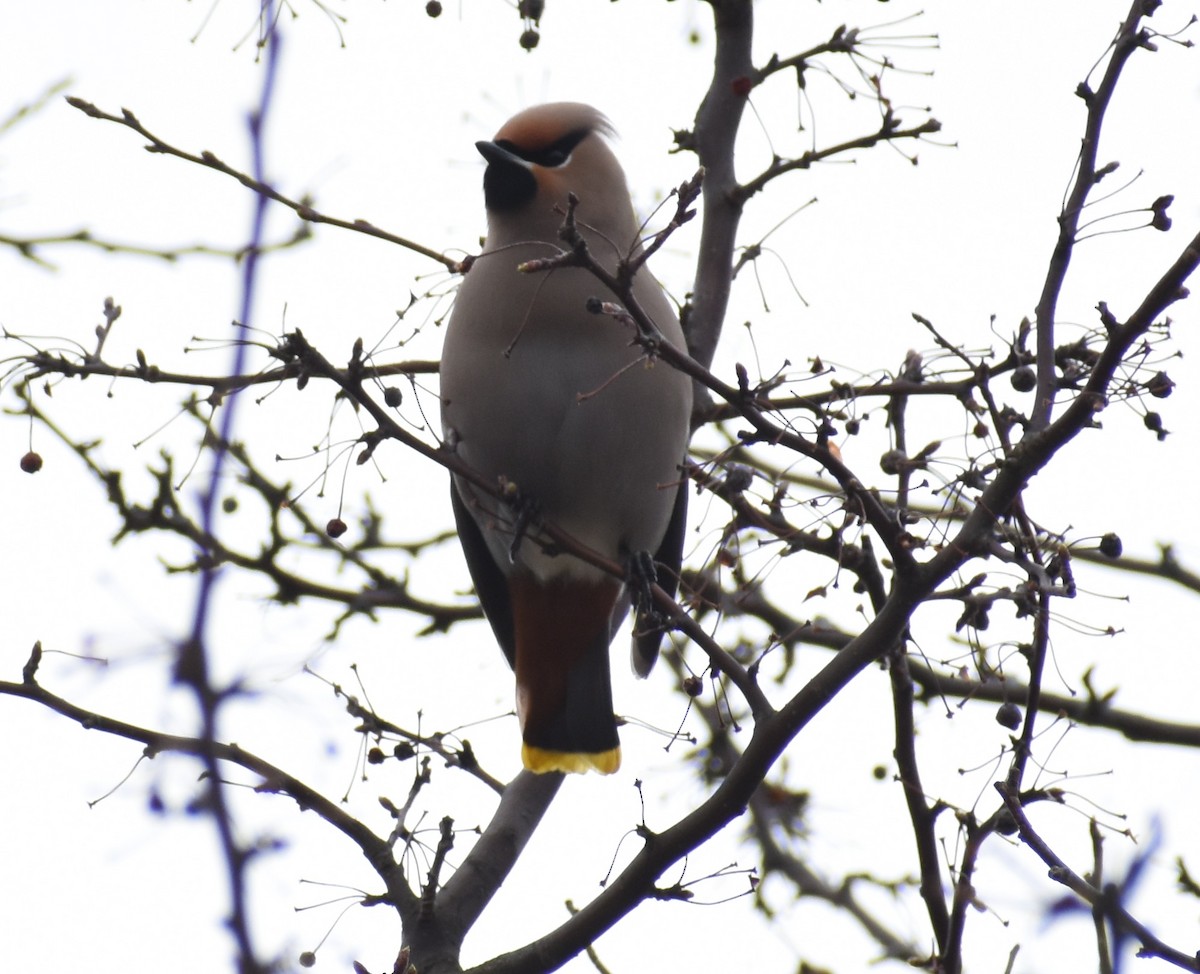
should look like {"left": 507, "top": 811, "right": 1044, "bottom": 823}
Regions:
{"left": 522, "top": 744, "right": 621, "bottom": 775}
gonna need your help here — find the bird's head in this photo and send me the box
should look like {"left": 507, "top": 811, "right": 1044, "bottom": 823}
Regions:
{"left": 476, "top": 102, "right": 636, "bottom": 245}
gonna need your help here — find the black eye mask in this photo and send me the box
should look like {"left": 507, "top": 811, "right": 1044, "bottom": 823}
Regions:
{"left": 480, "top": 129, "right": 591, "bottom": 211}
{"left": 496, "top": 128, "right": 589, "bottom": 169}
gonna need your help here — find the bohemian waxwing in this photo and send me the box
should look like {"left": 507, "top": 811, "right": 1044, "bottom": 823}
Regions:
{"left": 440, "top": 103, "right": 692, "bottom": 775}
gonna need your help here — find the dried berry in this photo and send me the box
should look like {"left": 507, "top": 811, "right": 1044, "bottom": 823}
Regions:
{"left": 1144, "top": 411, "right": 1168, "bottom": 440}
{"left": 1010, "top": 366, "right": 1036, "bottom": 392}
{"left": 994, "top": 809, "right": 1018, "bottom": 835}
{"left": 879, "top": 450, "right": 906, "bottom": 475}
{"left": 723, "top": 464, "right": 753, "bottom": 493}
{"left": 518, "top": 0, "right": 544, "bottom": 20}
{"left": 1147, "top": 371, "right": 1174, "bottom": 399}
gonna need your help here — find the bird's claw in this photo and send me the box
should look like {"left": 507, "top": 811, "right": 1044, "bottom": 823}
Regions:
{"left": 507, "top": 490, "right": 541, "bottom": 563}
{"left": 628, "top": 549, "right": 659, "bottom": 618}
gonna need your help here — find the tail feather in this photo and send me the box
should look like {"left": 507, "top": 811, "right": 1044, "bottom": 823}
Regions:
{"left": 509, "top": 573, "right": 622, "bottom": 774}
{"left": 523, "top": 743, "right": 620, "bottom": 775}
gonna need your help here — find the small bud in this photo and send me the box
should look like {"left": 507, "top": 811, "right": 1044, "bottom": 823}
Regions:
{"left": 20, "top": 451, "right": 43, "bottom": 474}
{"left": 299, "top": 951, "right": 317, "bottom": 968}
{"left": 1098, "top": 532, "right": 1123, "bottom": 559}
{"left": 367, "top": 747, "right": 385, "bottom": 765}
{"left": 222, "top": 496, "right": 238, "bottom": 514}
{"left": 683, "top": 675, "right": 703, "bottom": 698}
{"left": 327, "top": 518, "right": 348, "bottom": 538}
{"left": 995, "top": 701, "right": 1022, "bottom": 730}
{"left": 901, "top": 349, "right": 924, "bottom": 381}
{"left": 519, "top": 28, "right": 540, "bottom": 50}
{"left": 393, "top": 742, "right": 416, "bottom": 760}
{"left": 384, "top": 386, "right": 403, "bottom": 408}
{"left": 425, "top": 0, "right": 442, "bottom": 15}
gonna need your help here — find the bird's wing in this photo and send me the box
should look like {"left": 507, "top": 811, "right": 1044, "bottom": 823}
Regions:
{"left": 632, "top": 474, "right": 689, "bottom": 678}
{"left": 450, "top": 480, "right": 516, "bottom": 669}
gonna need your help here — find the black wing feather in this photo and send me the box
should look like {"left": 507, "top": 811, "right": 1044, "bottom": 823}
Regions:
{"left": 450, "top": 481, "right": 517, "bottom": 670}
{"left": 632, "top": 477, "right": 689, "bottom": 677}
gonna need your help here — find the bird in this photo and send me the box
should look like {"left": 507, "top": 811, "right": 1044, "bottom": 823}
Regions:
{"left": 440, "top": 103, "right": 692, "bottom": 775}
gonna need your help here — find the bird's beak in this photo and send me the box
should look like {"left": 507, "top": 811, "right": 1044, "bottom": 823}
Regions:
{"left": 476, "top": 140, "right": 531, "bottom": 170}
{"left": 477, "top": 140, "right": 537, "bottom": 211}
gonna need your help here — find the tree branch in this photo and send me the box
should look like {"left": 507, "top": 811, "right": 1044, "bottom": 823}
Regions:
{"left": 1030, "top": 0, "right": 1161, "bottom": 431}
{"left": 998, "top": 783, "right": 1200, "bottom": 972}
{"left": 64, "top": 96, "right": 458, "bottom": 271}
{"left": 1, "top": 655, "right": 415, "bottom": 915}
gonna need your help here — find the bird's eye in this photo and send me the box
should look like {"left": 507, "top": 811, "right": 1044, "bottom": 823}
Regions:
{"left": 525, "top": 143, "right": 572, "bottom": 168}
{"left": 508, "top": 129, "right": 588, "bottom": 169}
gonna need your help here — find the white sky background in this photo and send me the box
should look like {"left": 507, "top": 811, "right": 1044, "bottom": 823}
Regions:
{"left": 2, "top": 1, "right": 1200, "bottom": 973}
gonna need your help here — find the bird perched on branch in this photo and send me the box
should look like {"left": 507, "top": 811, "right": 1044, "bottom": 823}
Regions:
{"left": 440, "top": 103, "right": 692, "bottom": 775}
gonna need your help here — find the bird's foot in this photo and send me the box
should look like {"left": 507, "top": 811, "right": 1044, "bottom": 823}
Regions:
{"left": 627, "top": 549, "right": 659, "bottom": 618}
{"left": 506, "top": 488, "right": 541, "bottom": 563}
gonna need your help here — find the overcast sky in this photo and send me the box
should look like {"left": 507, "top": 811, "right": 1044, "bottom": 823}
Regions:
{"left": 2, "top": 2, "right": 1199, "bottom": 972}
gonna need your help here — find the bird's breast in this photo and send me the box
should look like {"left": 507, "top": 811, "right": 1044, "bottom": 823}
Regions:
{"left": 441, "top": 249, "right": 690, "bottom": 577}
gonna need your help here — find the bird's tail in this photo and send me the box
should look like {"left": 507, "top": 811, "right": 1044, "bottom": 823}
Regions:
{"left": 509, "top": 573, "right": 622, "bottom": 774}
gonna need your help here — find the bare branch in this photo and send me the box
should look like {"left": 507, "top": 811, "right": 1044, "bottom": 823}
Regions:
{"left": 64, "top": 96, "right": 458, "bottom": 271}
{"left": 998, "top": 784, "right": 1200, "bottom": 972}
{"left": 0, "top": 663, "right": 415, "bottom": 915}
{"left": 1030, "top": 1, "right": 1164, "bottom": 431}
